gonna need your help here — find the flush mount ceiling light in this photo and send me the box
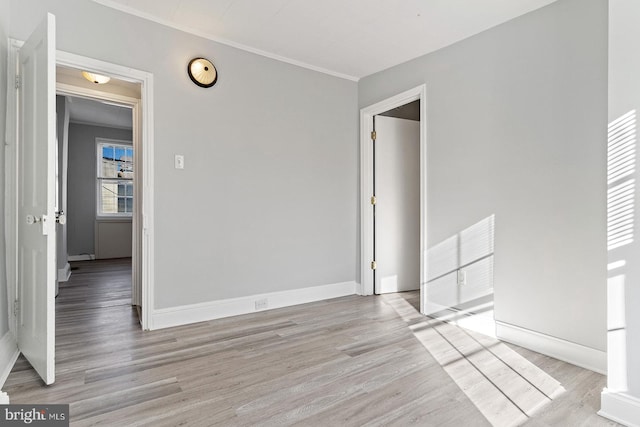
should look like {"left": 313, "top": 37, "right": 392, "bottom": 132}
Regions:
{"left": 188, "top": 57, "right": 217, "bottom": 88}
{"left": 81, "top": 71, "right": 111, "bottom": 84}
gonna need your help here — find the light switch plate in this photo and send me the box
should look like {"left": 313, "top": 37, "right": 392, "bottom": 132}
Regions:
{"left": 175, "top": 155, "right": 184, "bottom": 169}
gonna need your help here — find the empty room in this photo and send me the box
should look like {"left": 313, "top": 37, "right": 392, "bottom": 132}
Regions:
{"left": 0, "top": 0, "right": 638, "bottom": 425}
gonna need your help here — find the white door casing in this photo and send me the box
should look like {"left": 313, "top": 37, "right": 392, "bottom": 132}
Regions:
{"left": 359, "top": 85, "right": 427, "bottom": 311}
{"left": 374, "top": 116, "right": 420, "bottom": 294}
{"left": 16, "top": 13, "right": 57, "bottom": 385}
{"left": 55, "top": 52, "right": 154, "bottom": 330}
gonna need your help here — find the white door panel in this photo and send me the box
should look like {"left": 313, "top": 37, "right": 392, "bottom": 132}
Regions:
{"left": 374, "top": 116, "right": 420, "bottom": 294}
{"left": 17, "top": 13, "right": 56, "bottom": 385}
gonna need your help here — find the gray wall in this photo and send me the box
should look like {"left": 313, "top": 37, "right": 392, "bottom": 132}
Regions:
{"left": 67, "top": 123, "right": 132, "bottom": 256}
{"left": 0, "top": 0, "right": 10, "bottom": 337}
{"left": 8, "top": 0, "right": 358, "bottom": 309}
{"left": 359, "top": 0, "right": 607, "bottom": 351}
{"left": 609, "top": 0, "right": 640, "bottom": 399}
{"left": 56, "top": 96, "right": 69, "bottom": 273}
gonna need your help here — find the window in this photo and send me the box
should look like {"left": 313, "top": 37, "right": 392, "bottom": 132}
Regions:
{"left": 97, "top": 140, "right": 133, "bottom": 216}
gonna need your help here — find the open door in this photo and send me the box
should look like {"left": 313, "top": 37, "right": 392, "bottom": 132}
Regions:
{"left": 374, "top": 115, "right": 420, "bottom": 294}
{"left": 16, "top": 13, "right": 57, "bottom": 385}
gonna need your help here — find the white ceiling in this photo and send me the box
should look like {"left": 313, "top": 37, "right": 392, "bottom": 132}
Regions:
{"left": 57, "top": 66, "right": 137, "bottom": 129}
{"left": 94, "top": 0, "right": 557, "bottom": 80}
{"left": 67, "top": 96, "right": 133, "bottom": 130}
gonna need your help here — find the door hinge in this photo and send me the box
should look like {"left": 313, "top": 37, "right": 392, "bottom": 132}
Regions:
{"left": 13, "top": 300, "right": 19, "bottom": 317}
{"left": 371, "top": 261, "right": 377, "bottom": 270}
{"left": 371, "top": 131, "right": 376, "bottom": 141}
{"left": 370, "top": 196, "right": 376, "bottom": 205}
{"left": 15, "top": 75, "right": 21, "bottom": 89}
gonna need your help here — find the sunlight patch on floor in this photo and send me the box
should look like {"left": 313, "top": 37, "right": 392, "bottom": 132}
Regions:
{"left": 384, "top": 294, "right": 565, "bottom": 427}
{"left": 427, "top": 301, "right": 497, "bottom": 339}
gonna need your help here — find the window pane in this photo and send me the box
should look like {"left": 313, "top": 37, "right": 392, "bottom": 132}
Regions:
{"left": 125, "top": 148, "right": 134, "bottom": 179}
{"left": 101, "top": 181, "right": 118, "bottom": 213}
{"left": 97, "top": 142, "right": 134, "bottom": 216}
{"left": 115, "top": 147, "right": 125, "bottom": 178}
{"left": 100, "top": 145, "right": 118, "bottom": 178}
{"left": 120, "top": 147, "right": 133, "bottom": 179}
{"left": 99, "top": 143, "right": 134, "bottom": 178}
{"left": 102, "top": 145, "right": 114, "bottom": 161}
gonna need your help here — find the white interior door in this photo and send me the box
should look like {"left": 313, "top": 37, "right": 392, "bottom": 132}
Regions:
{"left": 17, "top": 13, "right": 57, "bottom": 385}
{"left": 374, "top": 116, "right": 420, "bottom": 294}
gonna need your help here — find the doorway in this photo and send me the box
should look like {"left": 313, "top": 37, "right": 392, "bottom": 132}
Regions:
{"left": 373, "top": 104, "right": 420, "bottom": 295}
{"left": 53, "top": 49, "right": 155, "bottom": 331}
{"left": 56, "top": 89, "right": 138, "bottom": 319}
{"left": 56, "top": 66, "right": 142, "bottom": 323}
{"left": 359, "top": 85, "right": 427, "bottom": 312}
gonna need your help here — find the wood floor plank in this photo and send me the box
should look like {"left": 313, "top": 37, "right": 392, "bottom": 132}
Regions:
{"left": 71, "top": 377, "right": 183, "bottom": 421}
{"left": 3, "top": 260, "right": 620, "bottom": 426}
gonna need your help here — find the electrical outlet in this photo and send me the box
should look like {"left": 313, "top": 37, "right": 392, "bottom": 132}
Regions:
{"left": 255, "top": 298, "right": 268, "bottom": 310}
{"left": 457, "top": 270, "right": 466, "bottom": 286}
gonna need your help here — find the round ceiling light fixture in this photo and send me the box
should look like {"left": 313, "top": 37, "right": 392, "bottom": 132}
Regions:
{"left": 188, "top": 57, "right": 217, "bottom": 88}
{"left": 81, "top": 71, "right": 111, "bottom": 84}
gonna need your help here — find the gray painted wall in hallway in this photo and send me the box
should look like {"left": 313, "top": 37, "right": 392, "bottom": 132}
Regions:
{"left": 56, "top": 96, "right": 69, "bottom": 273}
{"left": 67, "top": 123, "right": 133, "bottom": 256}
{"left": 359, "top": 0, "right": 607, "bottom": 351}
{"left": 0, "top": 0, "right": 10, "bottom": 337}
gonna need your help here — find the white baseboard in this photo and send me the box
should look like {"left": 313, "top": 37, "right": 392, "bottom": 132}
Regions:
{"left": 599, "top": 389, "right": 640, "bottom": 427}
{"left": 496, "top": 321, "right": 606, "bottom": 374}
{"left": 0, "top": 332, "right": 20, "bottom": 389}
{"left": 68, "top": 254, "right": 95, "bottom": 261}
{"left": 152, "top": 281, "right": 357, "bottom": 330}
{"left": 57, "top": 262, "right": 71, "bottom": 282}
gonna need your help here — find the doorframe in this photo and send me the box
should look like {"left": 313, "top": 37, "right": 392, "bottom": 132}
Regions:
{"left": 57, "top": 85, "right": 140, "bottom": 306}
{"left": 359, "top": 85, "right": 427, "bottom": 311}
{"left": 5, "top": 44, "right": 155, "bottom": 330}
{"left": 56, "top": 51, "right": 155, "bottom": 330}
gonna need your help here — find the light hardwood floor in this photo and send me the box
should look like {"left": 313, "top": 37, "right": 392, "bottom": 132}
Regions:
{"left": 4, "top": 260, "right": 618, "bottom": 426}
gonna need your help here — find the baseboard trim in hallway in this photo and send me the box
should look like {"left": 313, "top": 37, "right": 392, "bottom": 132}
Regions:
{"left": 57, "top": 262, "right": 71, "bottom": 282}
{"left": 0, "top": 332, "right": 19, "bottom": 389}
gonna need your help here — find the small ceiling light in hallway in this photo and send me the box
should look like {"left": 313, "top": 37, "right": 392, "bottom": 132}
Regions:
{"left": 81, "top": 71, "right": 111, "bottom": 84}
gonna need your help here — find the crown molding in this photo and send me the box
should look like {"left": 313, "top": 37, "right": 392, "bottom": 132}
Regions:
{"left": 92, "top": 0, "right": 360, "bottom": 82}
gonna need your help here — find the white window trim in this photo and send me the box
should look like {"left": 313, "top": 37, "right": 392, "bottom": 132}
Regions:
{"left": 96, "top": 137, "right": 134, "bottom": 219}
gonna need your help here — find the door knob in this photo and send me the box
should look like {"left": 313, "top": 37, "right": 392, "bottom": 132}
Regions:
{"left": 26, "top": 215, "right": 42, "bottom": 225}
